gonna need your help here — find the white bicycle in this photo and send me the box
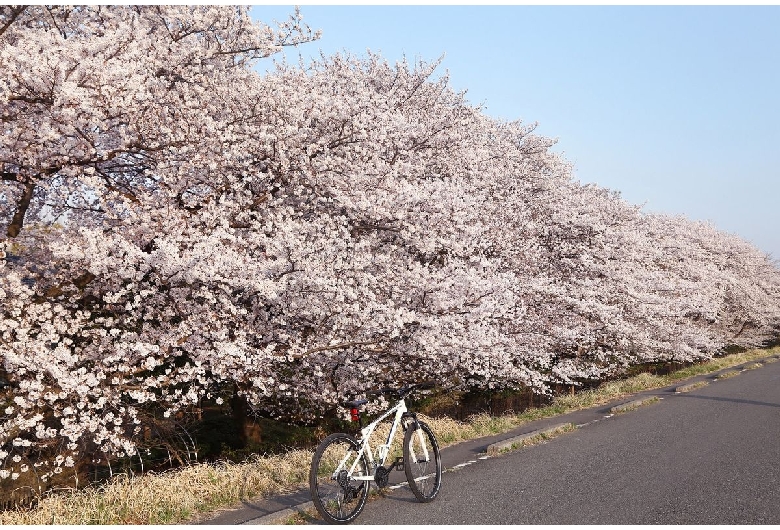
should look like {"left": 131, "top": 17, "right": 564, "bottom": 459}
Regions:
{"left": 309, "top": 381, "right": 442, "bottom": 524}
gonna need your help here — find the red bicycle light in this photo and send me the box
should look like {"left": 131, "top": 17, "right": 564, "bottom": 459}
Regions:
{"left": 350, "top": 408, "right": 360, "bottom": 422}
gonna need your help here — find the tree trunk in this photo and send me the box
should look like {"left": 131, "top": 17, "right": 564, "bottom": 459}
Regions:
{"left": 7, "top": 180, "right": 35, "bottom": 238}
{"left": 231, "top": 387, "right": 262, "bottom": 447}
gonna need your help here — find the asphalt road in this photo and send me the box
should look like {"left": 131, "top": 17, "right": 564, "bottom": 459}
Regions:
{"left": 351, "top": 359, "right": 780, "bottom": 525}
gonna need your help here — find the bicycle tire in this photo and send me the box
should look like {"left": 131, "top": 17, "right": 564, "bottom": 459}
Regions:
{"left": 403, "top": 420, "right": 442, "bottom": 502}
{"left": 309, "top": 432, "right": 370, "bottom": 524}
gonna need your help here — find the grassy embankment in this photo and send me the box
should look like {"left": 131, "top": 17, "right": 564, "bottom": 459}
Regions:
{"left": 1, "top": 346, "right": 777, "bottom": 524}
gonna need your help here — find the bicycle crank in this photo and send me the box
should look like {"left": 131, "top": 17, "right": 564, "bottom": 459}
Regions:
{"left": 374, "top": 465, "right": 391, "bottom": 488}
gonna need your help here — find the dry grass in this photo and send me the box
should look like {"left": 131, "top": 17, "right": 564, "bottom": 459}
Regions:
{"left": 0, "top": 450, "right": 313, "bottom": 525}
{"left": 1, "top": 346, "right": 777, "bottom": 525}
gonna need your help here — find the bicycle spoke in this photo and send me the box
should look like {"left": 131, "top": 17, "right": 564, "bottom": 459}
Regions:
{"left": 310, "top": 434, "right": 369, "bottom": 524}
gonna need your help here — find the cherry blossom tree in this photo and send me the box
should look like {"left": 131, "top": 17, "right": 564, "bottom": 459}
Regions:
{"left": 1, "top": 4, "right": 321, "bottom": 485}
{"left": 1, "top": 5, "right": 779, "bottom": 490}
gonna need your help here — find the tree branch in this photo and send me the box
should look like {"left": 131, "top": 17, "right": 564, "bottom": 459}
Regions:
{"left": 0, "top": 5, "right": 26, "bottom": 40}
{"left": 294, "top": 340, "right": 385, "bottom": 359}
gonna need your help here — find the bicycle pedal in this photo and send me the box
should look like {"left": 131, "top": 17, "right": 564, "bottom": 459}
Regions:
{"left": 392, "top": 456, "right": 404, "bottom": 471}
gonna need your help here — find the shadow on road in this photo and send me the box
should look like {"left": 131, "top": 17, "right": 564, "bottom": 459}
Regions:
{"left": 675, "top": 393, "right": 780, "bottom": 408}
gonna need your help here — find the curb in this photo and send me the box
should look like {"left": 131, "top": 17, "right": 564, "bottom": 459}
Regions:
{"left": 485, "top": 423, "right": 574, "bottom": 456}
{"left": 609, "top": 396, "right": 660, "bottom": 414}
{"left": 675, "top": 381, "right": 709, "bottom": 393}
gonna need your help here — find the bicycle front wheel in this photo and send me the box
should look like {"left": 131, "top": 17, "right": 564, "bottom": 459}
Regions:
{"left": 403, "top": 420, "right": 442, "bottom": 502}
{"left": 309, "top": 433, "right": 370, "bottom": 524}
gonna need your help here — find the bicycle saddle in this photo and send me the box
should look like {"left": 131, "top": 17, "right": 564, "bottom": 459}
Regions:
{"left": 344, "top": 398, "right": 368, "bottom": 409}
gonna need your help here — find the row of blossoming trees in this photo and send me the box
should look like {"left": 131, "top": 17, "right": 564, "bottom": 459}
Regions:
{"left": 1, "top": 6, "right": 779, "bottom": 486}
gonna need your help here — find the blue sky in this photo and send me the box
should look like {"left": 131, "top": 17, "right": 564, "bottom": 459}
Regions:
{"left": 251, "top": 5, "right": 780, "bottom": 260}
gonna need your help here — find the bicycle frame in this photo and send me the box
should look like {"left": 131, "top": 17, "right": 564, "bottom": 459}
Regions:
{"left": 338, "top": 396, "right": 427, "bottom": 483}
{"left": 309, "top": 381, "right": 440, "bottom": 523}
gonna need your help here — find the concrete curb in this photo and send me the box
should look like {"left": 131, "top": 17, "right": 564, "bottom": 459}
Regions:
{"left": 675, "top": 381, "right": 709, "bottom": 393}
{"left": 716, "top": 369, "right": 741, "bottom": 380}
{"left": 609, "top": 396, "right": 660, "bottom": 414}
{"left": 485, "top": 423, "right": 574, "bottom": 456}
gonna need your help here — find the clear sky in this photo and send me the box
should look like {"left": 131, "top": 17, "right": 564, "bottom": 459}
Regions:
{"left": 251, "top": 5, "right": 780, "bottom": 260}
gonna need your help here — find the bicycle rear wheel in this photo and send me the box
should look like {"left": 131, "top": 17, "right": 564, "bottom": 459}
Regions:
{"left": 309, "top": 433, "right": 370, "bottom": 524}
{"left": 403, "top": 420, "right": 442, "bottom": 502}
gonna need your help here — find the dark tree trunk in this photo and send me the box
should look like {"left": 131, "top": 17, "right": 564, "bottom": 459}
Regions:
{"left": 231, "top": 387, "right": 262, "bottom": 447}
{"left": 7, "top": 180, "right": 35, "bottom": 238}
